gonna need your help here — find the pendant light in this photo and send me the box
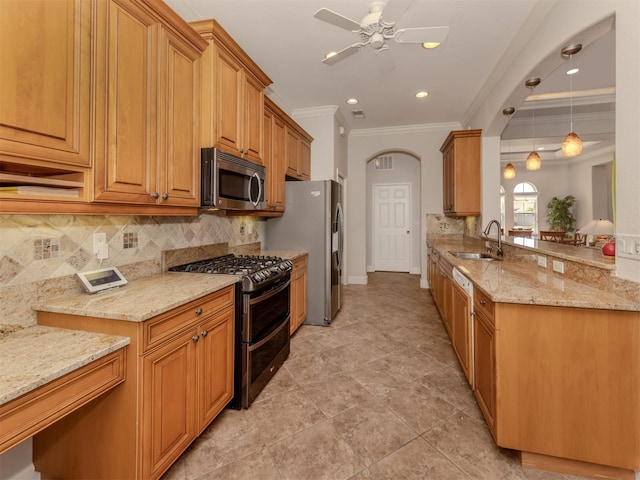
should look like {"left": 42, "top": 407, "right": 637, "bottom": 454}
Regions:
{"left": 561, "top": 44, "right": 583, "bottom": 157}
{"left": 502, "top": 107, "right": 516, "bottom": 179}
{"left": 525, "top": 78, "right": 541, "bottom": 171}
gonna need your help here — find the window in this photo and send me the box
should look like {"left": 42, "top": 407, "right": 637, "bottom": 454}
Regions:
{"left": 513, "top": 182, "right": 538, "bottom": 232}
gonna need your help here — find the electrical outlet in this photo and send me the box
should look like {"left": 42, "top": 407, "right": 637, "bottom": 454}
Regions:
{"left": 552, "top": 260, "right": 564, "bottom": 274}
{"left": 93, "top": 233, "right": 107, "bottom": 255}
{"left": 537, "top": 255, "right": 547, "bottom": 268}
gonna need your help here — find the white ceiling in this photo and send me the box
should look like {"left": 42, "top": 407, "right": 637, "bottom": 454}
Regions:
{"left": 164, "top": 0, "right": 541, "bottom": 130}
{"left": 165, "top": 0, "right": 615, "bottom": 160}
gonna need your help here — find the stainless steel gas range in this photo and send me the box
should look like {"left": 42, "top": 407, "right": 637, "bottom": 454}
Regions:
{"left": 170, "top": 254, "right": 293, "bottom": 408}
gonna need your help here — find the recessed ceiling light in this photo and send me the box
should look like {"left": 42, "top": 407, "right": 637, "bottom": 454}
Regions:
{"left": 422, "top": 42, "right": 440, "bottom": 49}
{"left": 346, "top": 98, "right": 359, "bottom": 105}
{"left": 567, "top": 68, "right": 579, "bottom": 75}
{"left": 325, "top": 51, "right": 337, "bottom": 60}
{"left": 415, "top": 91, "right": 429, "bottom": 98}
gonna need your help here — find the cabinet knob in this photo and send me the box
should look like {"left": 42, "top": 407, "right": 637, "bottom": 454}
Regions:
{"left": 201, "top": 330, "right": 208, "bottom": 337}
{"left": 192, "top": 335, "right": 199, "bottom": 342}
{"left": 195, "top": 308, "right": 203, "bottom": 315}
{"left": 151, "top": 192, "right": 159, "bottom": 200}
{"left": 162, "top": 193, "right": 169, "bottom": 200}
{"left": 479, "top": 299, "right": 486, "bottom": 305}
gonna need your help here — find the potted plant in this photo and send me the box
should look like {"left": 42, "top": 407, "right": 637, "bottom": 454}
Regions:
{"left": 546, "top": 195, "right": 577, "bottom": 235}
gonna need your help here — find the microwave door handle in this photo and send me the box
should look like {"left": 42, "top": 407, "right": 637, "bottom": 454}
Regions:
{"left": 249, "top": 172, "right": 261, "bottom": 207}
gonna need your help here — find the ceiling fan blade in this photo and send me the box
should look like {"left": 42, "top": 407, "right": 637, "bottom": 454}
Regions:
{"left": 380, "top": 0, "right": 414, "bottom": 24}
{"left": 394, "top": 26, "right": 449, "bottom": 44}
{"left": 313, "top": 8, "right": 361, "bottom": 32}
{"left": 321, "top": 43, "right": 363, "bottom": 65}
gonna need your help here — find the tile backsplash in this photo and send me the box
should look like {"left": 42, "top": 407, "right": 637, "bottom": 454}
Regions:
{"left": 0, "top": 213, "right": 262, "bottom": 327}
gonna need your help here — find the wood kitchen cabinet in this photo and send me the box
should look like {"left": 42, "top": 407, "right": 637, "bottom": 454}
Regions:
{"left": 263, "top": 98, "right": 287, "bottom": 213}
{"left": 192, "top": 19, "right": 272, "bottom": 166}
{"left": 290, "top": 255, "right": 308, "bottom": 334}
{"left": 451, "top": 280, "right": 472, "bottom": 384}
{"left": 472, "top": 287, "right": 496, "bottom": 437}
{"left": 286, "top": 124, "right": 312, "bottom": 181}
{"left": 34, "top": 286, "right": 235, "bottom": 480}
{"left": 440, "top": 129, "right": 481, "bottom": 217}
{"left": 93, "top": 0, "right": 206, "bottom": 208}
{"left": 0, "top": 0, "right": 91, "bottom": 203}
{"left": 0, "top": 0, "right": 207, "bottom": 214}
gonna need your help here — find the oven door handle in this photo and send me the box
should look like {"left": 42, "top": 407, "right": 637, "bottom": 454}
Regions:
{"left": 248, "top": 278, "right": 291, "bottom": 307}
{"left": 249, "top": 315, "right": 290, "bottom": 350}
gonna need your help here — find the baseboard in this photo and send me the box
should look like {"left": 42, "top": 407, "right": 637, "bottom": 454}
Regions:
{"left": 520, "top": 451, "right": 637, "bottom": 480}
{"left": 420, "top": 278, "right": 430, "bottom": 289}
{"left": 410, "top": 267, "right": 421, "bottom": 274}
{"left": 366, "top": 265, "right": 374, "bottom": 272}
{"left": 347, "top": 275, "right": 368, "bottom": 285}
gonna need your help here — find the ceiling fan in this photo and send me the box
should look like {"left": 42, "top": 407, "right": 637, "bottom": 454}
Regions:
{"left": 313, "top": 0, "right": 449, "bottom": 65}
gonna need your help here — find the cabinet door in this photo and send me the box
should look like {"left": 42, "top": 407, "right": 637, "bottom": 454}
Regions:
{"left": 295, "top": 262, "right": 308, "bottom": 328}
{"left": 451, "top": 282, "right": 472, "bottom": 384}
{"left": 474, "top": 308, "right": 496, "bottom": 435}
{"left": 214, "top": 46, "right": 242, "bottom": 156}
{"left": 197, "top": 308, "right": 234, "bottom": 433}
{"left": 157, "top": 26, "right": 200, "bottom": 206}
{"left": 242, "top": 73, "right": 264, "bottom": 164}
{"left": 285, "top": 127, "right": 300, "bottom": 178}
{"left": 0, "top": 0, "right": 90, "bottom": 167}
{"left": 93, "top": 0, "right": 157, "bottom": 204}
{"left": 271, "top": 114, "right": 287, "bottom": 209}
{"left": 299, "top": 138, "right": 311, "bottom": 180}
{"left": 142, "top": 329, "right": 197, "bottom": 480}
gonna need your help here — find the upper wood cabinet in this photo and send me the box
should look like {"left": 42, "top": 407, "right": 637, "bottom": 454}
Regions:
{"left": 440, "top": 129, "right": 481, "bottom": 217}
{"left": 285, "top": 124, "right": 312, "bottom": 181}
{"left": 191, "top": 20, "right": 272, "bottom": 165}
{"left": 0, "top": 0, "right": 91, "bottom": 169}
{"left": 93, "top": 0, "right": 206, "bottom": 207}
{"left": 263, "top": 97, "right": 286, "bottom": 213}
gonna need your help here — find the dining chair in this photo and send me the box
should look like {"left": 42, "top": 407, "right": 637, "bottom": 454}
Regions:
{"left": 539, "top": 231, "right": 565, "bottom": 242}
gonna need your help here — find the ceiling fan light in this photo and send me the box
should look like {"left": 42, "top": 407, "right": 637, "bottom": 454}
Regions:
{"left": 503, "top": 163, "right": 516, "bottom": 179}
{"left": 525, "top": 151, "right": 541, "bottom": 170}
{"left": 422, "top": 42, "right": 440, "bottom": 49}
{"left": 562, "top": 132, "right": 583, "bottom": 157}
{"left": 325, "top": 51, "right": 337, "bottom": 60}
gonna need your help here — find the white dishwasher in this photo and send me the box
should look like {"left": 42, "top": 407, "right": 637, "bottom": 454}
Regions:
{"left": 452, "top": 267, "right": 475, "bottom": 388}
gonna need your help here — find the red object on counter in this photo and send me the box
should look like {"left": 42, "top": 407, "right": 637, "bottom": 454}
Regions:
{"left": 602, "top": 241, "right": 616, "bottom": 257}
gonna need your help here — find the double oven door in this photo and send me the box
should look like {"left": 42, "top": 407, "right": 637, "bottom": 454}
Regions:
{"left": 237, "top": 275, "right": 291, "bottom": 408}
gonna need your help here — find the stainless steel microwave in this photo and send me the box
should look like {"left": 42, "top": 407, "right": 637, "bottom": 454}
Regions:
{"left": 201, "top": 148, "right": 265, "bottom": 210}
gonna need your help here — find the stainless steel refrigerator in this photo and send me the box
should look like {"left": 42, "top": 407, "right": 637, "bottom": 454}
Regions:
{"left": 266, "top": 180, "right": 343, "bottom": 326}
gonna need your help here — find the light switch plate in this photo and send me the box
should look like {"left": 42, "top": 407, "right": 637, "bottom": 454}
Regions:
{"left": 93, "top": 233, "right": 107, "bottom": 255}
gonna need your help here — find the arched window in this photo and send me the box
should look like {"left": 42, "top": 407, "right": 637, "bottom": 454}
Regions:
{"left": 500, "top": 186, "right": 506, "bottom": 231}
{"left": 513, "top": 182, "right": 538, "bottom": 233}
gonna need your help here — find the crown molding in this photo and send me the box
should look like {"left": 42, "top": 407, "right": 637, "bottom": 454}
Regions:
{"left": 351, "top": 122, "right": 461, "bottom": 137}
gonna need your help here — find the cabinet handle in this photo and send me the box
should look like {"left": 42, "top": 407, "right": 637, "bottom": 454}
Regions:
{"left": 195, "top": 308, "right": 203, "bottom": 315}
{"left": 162, "top": 193, "right": 169, "bottom": 200}
{"left": 479, "top": 299, "right": 486, "bottom": 305}
{"left": 192, "top": 335, "right": 199, "bottom": 342}
{"left": 151, "top": 192, "right": 159, "bottom": 200}
{"left": 201, "top": 330, "right": 208, "bottom": 337}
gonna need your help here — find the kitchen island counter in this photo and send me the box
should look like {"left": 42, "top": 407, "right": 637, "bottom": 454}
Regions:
{"left": 427, "top": 236, "right": 639, "bottom": 312}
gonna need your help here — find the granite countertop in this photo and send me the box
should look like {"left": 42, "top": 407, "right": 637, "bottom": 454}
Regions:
{"left": 260, "top": 250, "right": 308, "bottom": 261}
{"left": 428, "top": 237, "right": 639, "bottom": 312}
{"left": 0, "top": 325, "right": 130, "bottom": 405}
{"left": 35, "top": 272, "right": 239, "bottom": 322}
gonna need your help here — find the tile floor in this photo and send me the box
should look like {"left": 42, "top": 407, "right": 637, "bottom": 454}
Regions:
{"left": 163, "top": 272, "right": 583, "bottom": 480}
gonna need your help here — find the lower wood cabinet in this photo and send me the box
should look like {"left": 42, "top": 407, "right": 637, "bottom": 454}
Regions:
{"left": 472, "top": 288, "right": 496, "bottom": 436}
{"left": 290, "top": 255, "right": 308, "bottom": 334}
{"left": 34, "top": 286, "right": 235, "bottom": 480}
{"left": 451, "top": 280, "right": 472, "bottom": 384}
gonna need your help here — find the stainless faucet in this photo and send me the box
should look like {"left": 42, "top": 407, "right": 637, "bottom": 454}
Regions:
{"left": 483, "top": 219, "right": 504, "bottom": 257}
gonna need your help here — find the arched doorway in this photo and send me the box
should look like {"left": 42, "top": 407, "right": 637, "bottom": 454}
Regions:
{"left": 365, "top": 150, "right": 421, "bottom": 274}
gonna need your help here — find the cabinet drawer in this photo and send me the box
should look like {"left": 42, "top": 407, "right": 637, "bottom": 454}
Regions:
{"left": 474, "top": 288, "right": 495, "bottom": 323}
{"left": 143, "top": 286, "right": 235, "bottom": 353}
{"left": 292, "top": 255, "right": 307, "bottom": 272}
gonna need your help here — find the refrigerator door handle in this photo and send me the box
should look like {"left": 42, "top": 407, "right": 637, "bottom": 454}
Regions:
{"left": 335, "top": 202, "right": 344, "bottom": 269}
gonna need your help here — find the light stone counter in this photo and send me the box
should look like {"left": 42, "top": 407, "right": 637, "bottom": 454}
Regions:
{"left": 260, "top": 250, "right": 308, "bottom": 261}
{"left": 428, "top": 237, "right": 639, "bottom": 312}
{"left": 35, "top": 272, "right": 239, "bottom": 322}
{"left": 0, "top": 325, "right": 129, "bottom": 405}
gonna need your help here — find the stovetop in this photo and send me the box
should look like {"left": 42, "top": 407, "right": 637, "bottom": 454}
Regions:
{"left": 169, "top": 254, "right": 292, "bottom": 292}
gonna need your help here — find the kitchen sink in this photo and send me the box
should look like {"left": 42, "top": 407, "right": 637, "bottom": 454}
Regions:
{"left": 449, "top": 251, "right": 501, "bottom": 261}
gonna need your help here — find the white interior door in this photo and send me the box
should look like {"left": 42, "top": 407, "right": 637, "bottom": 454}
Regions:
{"left": 373, "top": 184, "right": 411, "bottom": 272}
